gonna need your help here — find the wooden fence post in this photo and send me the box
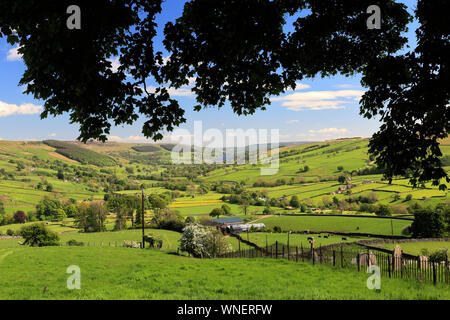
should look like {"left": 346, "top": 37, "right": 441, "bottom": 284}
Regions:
{"left": 433, "top": 262, "right": 437, "bottom": 285}
{"left": 301, "top": 243, "right": 304, "bottom": 262}
{"left": 388, "top": 256, "right": 391, "bottom": 278}
{"left": 340, "top": 246, "right": 343, "bottom": 267}
{"left": 296, "top": 246, "right": 299, "bottom": 263}
{"left": 333, "top": 250, "right": 336, "bottom": 267}
{"left": 239, "top": 239, "right": 241, "bottom": 258}
{"left": 312, "top": 248, "right": 315, "bottom": 265}
{"left": 275, "top": 241, "right": 278, "bottom": 259}
{"left": 357, "top": 253, "right": 361, "bottom": 272}
{"left": 282, "top": 245, "right": 285, "bottom": 260}
{"left": 446, "top": 259, "right": 449, "bottom": 284}
{"left": 319, "top": 245, "right": 322, "bottom": 264}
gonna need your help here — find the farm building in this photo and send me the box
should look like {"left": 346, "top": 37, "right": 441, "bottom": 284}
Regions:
{"left": 204, "top": 217, "right": 244, "bottom": 227}
{"left": 228, "top": 223, "right": 265, "bottom": 233}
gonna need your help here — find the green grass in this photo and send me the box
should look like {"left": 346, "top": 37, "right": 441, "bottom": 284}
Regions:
{"left": 380, "top": 241, "right": 450, "bottom": 255}
{"left": 0, "top": 246, "right": 448, "bottom": 300}
{"left": 242, "top": 232, "right": 372, "bottom": 248}
{"left": 259, "top": 215, "right": 412, "bottom": 236}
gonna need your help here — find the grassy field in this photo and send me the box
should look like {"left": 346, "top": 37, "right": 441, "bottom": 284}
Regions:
{"left": 379, "top": 241, "right": 450, "bottom": 255}
{"left": 259, "top": 215, "right": 412, "bottom": 236}
{"left": 0, "top": 246, "right": 448, "bottom": 300}
{"left": 242, "top": 232, "right": 372, "bottom": 248}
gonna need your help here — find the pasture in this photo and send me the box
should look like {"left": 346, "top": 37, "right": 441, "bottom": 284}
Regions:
{"left": 379, "top": 241, "right": 450, "bottom": 256}
{"left": 259, "top": 215, "right": 412, "bottom": 236}
{"left": 0, "top": 246, "right": 448, "bottom": 300}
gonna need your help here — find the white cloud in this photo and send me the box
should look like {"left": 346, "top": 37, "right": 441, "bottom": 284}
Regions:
{"left": 333, "top": 84, "right": 359, "bottom": 89}
{"left": 273, "top": 90, "right": 365, "bottom": 111}
{"left": 127, "top": 135, "right": 148, "bottom": 142}
{"left": 49, "top": 133, "right": 57, "bottom": 137}
{"left": 0, "top": 101, "right": 42, "bottom": 117}
{"left": 293, "top": 82, "right": 310, "bottom": 90}
{"left": 6, "top": 46, "right": 22, "bottom": 61}
{"left": 108, "top": 135, "right": 123, "bottom": 142}
{"left": 317, "top": 128, "right": 348, "bottom": 133}
{"left": 286, "top": 119, "right": 299, "bottom": 124}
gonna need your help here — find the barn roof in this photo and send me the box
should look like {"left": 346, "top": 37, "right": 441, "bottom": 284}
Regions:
{"left": 209, "top": 217, "right": 243, "bottom": 224}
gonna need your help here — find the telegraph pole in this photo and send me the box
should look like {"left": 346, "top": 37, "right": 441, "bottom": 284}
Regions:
{"left": 142, "top": 188, "right": 145, "bottom": 249}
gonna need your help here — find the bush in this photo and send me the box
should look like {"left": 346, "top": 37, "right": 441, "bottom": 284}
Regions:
{"left": 410, "top": 207, "right": 445, "bottom": 238}
{"left": 273, "top": 226, "right": 282, "bottom": 233}
{"left": 204, "top": 229, "right": 231, "bottom": 258}
{"left": 185, "top": 216, "right": 196, "bottom": 224}
{"left": 152, "top": 209, "right": 185, "bottom": 232}
{"left": 122, "top": 240, "right": 141, "bottom": 248}
{"left": 179, "top": 223, "right": 209, "bottom": 258}
{"left": 375, "top": 205, "right": 392, "bottom": 217}
{"left": 20, "top": 223, "right": 60, "bottom": 247}
{"left": 14, "top": 211, "right": 27, "bottom": 223}
{"left": 428, "top": 249, "right": 448, "bottom": 263}
{"left": 66, "top": 239, "right": 85, "bottom": 246}
{"left": 6, "top": 229, "right": 15, "bottom": 236}
{"left": 405, "top": 194, "right": 413, "bottom": 201}
{"left": 143, "top": 233, "right": 163, "bottom": 248}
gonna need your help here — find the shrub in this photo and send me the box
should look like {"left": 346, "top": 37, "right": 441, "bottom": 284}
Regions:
{"left": 428, "top": 249, "right": 448, "bottom": 263}
{"left": 20, "top": 223, "right": 60, "bottom": 247}
{"left": 66, "top": 239, "right": 85, "bottom": 246}
{"left": 179, "top": 223, "right": 209, "bottom": 258}
{"left": 375, "top": 205, "right": 392, "bottom": 217}
{"left": 405, "top": 194, "right": 413, "bottom": 201}
{"left": 143, "top": 233, "right": 163, "bottom": 248}
{"left": 6, "top": 229, "right": 15, "bottom": 236}
{"left": 204, "top": 229, "right": 231, "bottom": 258}
{"left": 14, "top": 211, "right": 27, "bottom": 224}
{"left": 75, "top": 201, "right": 107, "bottom": 233}
{"left": 122, "top": 240, "right": 141, "bottom": 248}
{"left": 273, "top": 226, "right": 282, "bottom": 233}
{"left": 152, "top": 209, "right": 185, "bottom": 232}
{"left": 410, "top": 207, "right": 445, "bottom": 238}
{"left": 185, "top": 216, "right": 196, "bottom": 224}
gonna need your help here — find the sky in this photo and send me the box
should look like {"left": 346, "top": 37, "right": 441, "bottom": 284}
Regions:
{"left": 0, "top": 0, "right": 418, "bottom": 144}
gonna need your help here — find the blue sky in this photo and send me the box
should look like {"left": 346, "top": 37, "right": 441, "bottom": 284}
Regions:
{"left": 0, "top": 0, "right": 418, "bottom": 143}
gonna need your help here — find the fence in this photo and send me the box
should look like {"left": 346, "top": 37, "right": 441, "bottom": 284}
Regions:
{"left": 220, "top": 240, "right": 450, "bottom": 285}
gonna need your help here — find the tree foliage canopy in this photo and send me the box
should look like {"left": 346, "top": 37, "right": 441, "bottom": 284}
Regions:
{"left": 0, "top": 0, "right": 448, "bottom": 187}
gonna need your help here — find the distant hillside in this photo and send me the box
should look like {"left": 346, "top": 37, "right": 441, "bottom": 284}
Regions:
{"left": 131, "top": 145, "right": 162, "bottom": 153}
{"left": 43, "top": 140, "right": 117, "bottom": 167}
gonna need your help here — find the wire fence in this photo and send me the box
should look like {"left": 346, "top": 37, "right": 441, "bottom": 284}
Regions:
{"left": 220, "top": 240, "right": 450, "bottom": 285}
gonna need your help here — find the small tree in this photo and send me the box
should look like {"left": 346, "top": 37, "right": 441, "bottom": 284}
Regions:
{"left": 204, "top": 229, "right": 232, "bottom": 258}
{"left": 179, "top": 223, "right": 209, "bottom": 258}
{"left": 221, "top": 204, "right": 232, "bottom": 216}
{"left": 289, "top": 195, "right": 300, "bottom": 208}
{"left": 338, "top": 175, "right": 347, "bottom": 184}
{"left": 0, "top": 199, "right": 5, "bottom": 215}
{"left": 14, "top": 211, "right": 27, "bottom": 224}
{"left": 209, "top": 207, "right": 223, "bottom": 219}
{"left": 411, "top": 206, "right": 445, "bottom": 238}
{"left": 337, "top": 166, "right": 344, "bottom": 171}
{"left": 20, "top": 223, "right": 60, "bottom": 247}
{"left": 75, "top": 202, "right": 107, "bottom": 233}
{"left": 375, "top": 205, "right": 393, "bottom": 217}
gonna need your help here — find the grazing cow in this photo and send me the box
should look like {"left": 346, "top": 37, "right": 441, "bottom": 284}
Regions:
{"left": 342, "top": 237, "right": 347, "bottom": 241}
{"left": 324, "top": 235, "right": 329, "bottom": 239}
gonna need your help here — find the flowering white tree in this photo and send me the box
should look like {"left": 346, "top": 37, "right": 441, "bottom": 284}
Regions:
{"left": 179, "top": 223, "right": 209, "bottom": 258}
{"left": 180, "top": 224, "right": 232, "bottom": 258}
